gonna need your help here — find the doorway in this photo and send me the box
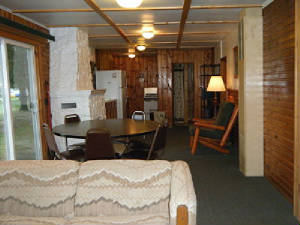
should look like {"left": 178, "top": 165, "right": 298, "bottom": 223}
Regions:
{"left": 0, "top": 38, "right": 42, "bottom": 160}
{"left": 172, "top": 63, "right": 194, "bottom": 125}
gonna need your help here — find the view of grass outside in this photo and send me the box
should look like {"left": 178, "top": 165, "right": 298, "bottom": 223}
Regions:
{"left": 0, "top": 95, "right": 35, "bottom": 160}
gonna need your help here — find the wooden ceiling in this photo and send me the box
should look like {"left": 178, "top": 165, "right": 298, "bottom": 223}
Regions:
{"left": 0, "top": 0, "right": 267, "bottom": 50}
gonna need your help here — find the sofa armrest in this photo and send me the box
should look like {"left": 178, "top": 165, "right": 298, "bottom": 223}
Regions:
{"left": 170, "top": 161, "right": 196, "bottom": 225}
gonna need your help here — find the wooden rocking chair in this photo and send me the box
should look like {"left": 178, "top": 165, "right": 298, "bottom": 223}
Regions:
{"left": 190, "top": 102, "right": 239, "bottom": 154}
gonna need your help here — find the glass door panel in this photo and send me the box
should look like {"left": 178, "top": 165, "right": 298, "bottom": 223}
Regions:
{"left": 0, "top": 39, "right": 42, "bottom": 160}
{"left": 0, "top": 78, "right": 6, "bottom": 159}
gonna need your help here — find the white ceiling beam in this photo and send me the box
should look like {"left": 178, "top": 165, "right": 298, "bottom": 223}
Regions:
{"left": 83, "top": 0, "right": 131, "bottom": 44}
{"left": 46, "top": 20, "right": 239, "bottom": 28}
{"left": 177, "top": 0, "right": 192, "bottom": 48}
{"left": 12, "top": 4, "right": 262, "bottom": 13}
{"left": 89, "top": 31, "right": 227, "bottom": 38}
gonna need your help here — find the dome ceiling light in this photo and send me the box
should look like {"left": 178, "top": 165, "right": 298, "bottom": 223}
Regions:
{"left": 142, "top": 26, "right": 155, "bottom": 39}
{"left": 128, "top": 54, "right": 136, "bottom": 58}
{"left": 136, "top": 45, "right": 146, "bottom": 51}
{"left": 116, "top": 0, "right": 143, "bottom": 8}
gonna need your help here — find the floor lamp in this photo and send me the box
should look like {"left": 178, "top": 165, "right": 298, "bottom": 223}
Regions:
{"left": 207, "top": 76, "right": 226, "bottom": 118}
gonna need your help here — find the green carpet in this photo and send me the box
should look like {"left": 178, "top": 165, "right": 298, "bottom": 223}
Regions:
{"left": 161, "top": 126, "right": 299, "bottom": 225}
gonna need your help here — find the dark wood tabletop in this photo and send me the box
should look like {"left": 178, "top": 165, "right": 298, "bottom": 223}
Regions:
{"left": 52, "top": 119, "right": 158, "bottom": 139}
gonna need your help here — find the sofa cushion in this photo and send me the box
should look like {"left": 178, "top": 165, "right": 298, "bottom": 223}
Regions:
{"left": 75, "top": 160, "right": 172, "bottom": 217}
{"left": 0, "top": 216, "right": 66, "bottom": 225}
{"left": 0, "top": 160, "right": 80, "bottom": 217}
{"left": 215, "top": 102, "right": 235, "bottom": 127}
{"left": 68, "top": 214, "right": 169, "bottom": 225}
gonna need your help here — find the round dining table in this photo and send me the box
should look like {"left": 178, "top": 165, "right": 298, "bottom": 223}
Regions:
{"left": 52, "top": 119, "right": 158, "bottom": 139}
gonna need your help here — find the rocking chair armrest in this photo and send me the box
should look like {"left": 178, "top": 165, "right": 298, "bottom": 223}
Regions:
{"left": 194, "top": 122, "right": 225, "bottom": 131}
{"left": 192, "top": 118, "right": 215, "bottom": 123}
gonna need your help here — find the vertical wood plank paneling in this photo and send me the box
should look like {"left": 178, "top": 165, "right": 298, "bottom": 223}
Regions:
{"left": 96, "top": 49, "right": 214, "bottom": 124}
{"left": 157, "top": 49, "right": 214, "bottom": 123}
{"left": 0, "top": 9, "right": 50, "bottom": 159}
{"left": 95, "top": 50, "right": 158, "bottom": 116}
{"left": 263, "top": 0, "right": 295, "bottom": 201}
{"left": 294, "top": 0, "right": 300, "bottom": 220}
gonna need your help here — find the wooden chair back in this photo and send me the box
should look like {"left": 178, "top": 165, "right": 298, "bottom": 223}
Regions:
{"left": 42, "top": 123, "right": 64, "bottom": 160}
{"left": 64, "top": 114, "right": 81, "bottom": 124}
{"left": 85, "top": 128, "right": 116, "bottom": 160}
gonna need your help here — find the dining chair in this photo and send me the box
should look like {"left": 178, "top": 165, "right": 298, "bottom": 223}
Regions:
{"left": 64, "top": 114, "right": 86, "bottom": 151}
{"left": 131, "top": 111, "right": 146, "bottom": 120}
{"left": 122, "top": 124, "right": 168, "bottom": 160}
{"left": 42, "top": 123, "right": 85, "bottom": 161}
{"left": 114, "top": 111, "right": 146, "bottom": 149}
{"left": 85, "top": 128, "right": 120, "bottom": 160}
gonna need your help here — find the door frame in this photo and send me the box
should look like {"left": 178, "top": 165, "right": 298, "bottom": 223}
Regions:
{"left": 0, "top": 37, "right": 42, "bottom": 160}
{"left": 172, "top": 63, "right": 194, "bottom": 124}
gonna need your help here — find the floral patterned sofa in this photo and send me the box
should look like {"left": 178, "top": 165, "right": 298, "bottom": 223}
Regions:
{"left": 0, "top": 160, "right": 196, "bottom": 225}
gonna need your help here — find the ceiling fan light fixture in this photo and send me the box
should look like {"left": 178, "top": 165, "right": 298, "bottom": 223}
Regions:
{"left": 116, "top": 0, "right": 143, "bottom": 8}
{"left": 142, "top": 26, "right": 155, "bottom": 39}
{"left": 136, "top": 45, "right": 146, "bottom": 51}
{"left": 128, "top": 53, "right": 136, "bottom": 58}
{"left": 142, "top": 31, "right": 154, "bottom": 39}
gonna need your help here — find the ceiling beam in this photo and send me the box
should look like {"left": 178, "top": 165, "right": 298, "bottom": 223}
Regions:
{"left": 90, "top": 40, "right": 220, "bottom": 46}
{"left": 83, "top": 0, "right": 131, "bottom": 44}
{"left": 92, "top": 46, "right": 216, "bottom": 49}
{"left": 12, "top": 4, "right": 262, "bottom": 13}
{"left": 177, "top": 0, "right": 192, "bottom": 48}
{"left": 47, "top": 20, "right": 239, "bottom": 28}
{"left": 151, "top": 40, "right": 220, "bottom": 44}
{"left": 89, "top": 31, "right": 227, "bottom": 38}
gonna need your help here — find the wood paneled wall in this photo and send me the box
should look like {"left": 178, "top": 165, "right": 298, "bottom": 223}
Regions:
{"left": 96, "top": 50, "right": 158, "bottom": 116}
{"left": 157, "top": 49, "right": 214, "bottom": 124}
{"left": 263, "top": 0, "right": 295, "bottom": 201}
{"left": 96, "top": 49, "right": 214, "bottom": 123}
{"left": 294, "top": 0, "right": 300, "bottom": 220}
{"left": 0, "top": 9, "right": 50, "bottom": 159}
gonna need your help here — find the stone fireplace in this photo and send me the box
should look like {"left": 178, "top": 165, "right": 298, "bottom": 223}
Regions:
{"left": 49, "top": 27, "right": 106, "bottom": 151}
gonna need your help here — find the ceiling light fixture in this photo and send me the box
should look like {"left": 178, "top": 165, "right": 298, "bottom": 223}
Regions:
{"left": 128, "top": 53, "right": 136, "bottom": 58}
{"left": 116, "top": 0, "right": 143, "bottom": 8}
{"left": 136, "top": 45, "right": 146, "bottom": 51}
{"left": 142, "top": 31, "right": 154, "bottom": 39}
{"left": 142, "top": 26, "right": 155, "bottom": 39}
{"left": 128, "top": 48, "right": 136, "bottom": 58}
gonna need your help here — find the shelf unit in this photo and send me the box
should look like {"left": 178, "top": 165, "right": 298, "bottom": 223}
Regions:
{"left": 199, "top": 64, "right": 220, "bottom": 118}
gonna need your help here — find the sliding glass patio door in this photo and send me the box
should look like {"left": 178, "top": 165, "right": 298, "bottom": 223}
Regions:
{"left": 0, "top": 38, "right": 42, "bottom": 160}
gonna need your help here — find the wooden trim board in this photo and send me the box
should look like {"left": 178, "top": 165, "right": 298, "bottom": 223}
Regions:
{"left": 294, "top": 0, "right": 300, "bottom": 221}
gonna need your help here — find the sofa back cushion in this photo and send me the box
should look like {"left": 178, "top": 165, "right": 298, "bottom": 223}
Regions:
{"left": 75, "top": 160, "right": 172, "bottom": 217}
{"left": 0, "top": 160, "right": 79, "bottom": 217}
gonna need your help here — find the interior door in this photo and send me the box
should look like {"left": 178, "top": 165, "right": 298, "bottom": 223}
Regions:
{"left": 0, "top": 38, "right": 42, "bottom": 160}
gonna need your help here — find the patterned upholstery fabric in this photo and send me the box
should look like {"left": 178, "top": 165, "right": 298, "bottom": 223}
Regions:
{"left": 0, "top": 214, "right": 168, "bottom": 225}
{"left": 0, "top": 160, "right": 196, "bottom": 225}
{"left": 68, "top": 214, "right": 169, "bottom": 225}
{"left": 0, "top": 160, "right": 80, "bottom": 217}
{"left": 0, "top": 216, "right": 66, "bottom": 225}
{"left": 75, "top": 160, "right": 172, "bottom": 217}
{"left": 169, "top": 161, "right": 197, "bottom": 225}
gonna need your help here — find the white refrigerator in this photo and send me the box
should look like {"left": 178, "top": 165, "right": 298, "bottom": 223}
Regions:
{"left": 96, "top": 70, "right": 127, "bottom": 119}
